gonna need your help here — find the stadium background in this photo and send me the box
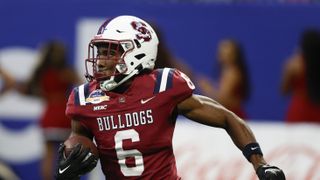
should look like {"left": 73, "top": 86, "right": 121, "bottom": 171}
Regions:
{"left": 0, "top": 1, "right": 320, "bottom": 179}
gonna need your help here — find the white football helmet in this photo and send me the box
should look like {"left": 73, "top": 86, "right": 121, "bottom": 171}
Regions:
{"left": 85, "top": 15, "right": 159, "bottom": 91}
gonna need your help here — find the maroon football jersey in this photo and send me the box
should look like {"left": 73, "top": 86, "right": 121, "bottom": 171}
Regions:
{"left": 66, "top": 68, "right": 194, "bottom": 179}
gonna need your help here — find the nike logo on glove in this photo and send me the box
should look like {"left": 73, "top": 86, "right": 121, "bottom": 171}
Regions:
{"left": 141, "top": 96, "right": 155, "bottom": 104}
{"left": 265, "top": 169, "right": 276, "bottom": 174}
{"left": 251, "top": 147, "right": 259, "bottom": 150}
{"left": 58, "top": 165, "right": 71, "bottom": 174}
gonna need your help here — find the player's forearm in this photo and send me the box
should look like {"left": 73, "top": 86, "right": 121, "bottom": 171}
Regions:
{"left": 71, "top": 119, "right": 94, "bottom": 139}
{"left": 195, "top": 96, "right": 260, "bottom": 149}
{"left": 224, "top": 112, "right": 257, "bottom": 148}
{"left": 224, "top": 112, "right": 267, "bottom": 167}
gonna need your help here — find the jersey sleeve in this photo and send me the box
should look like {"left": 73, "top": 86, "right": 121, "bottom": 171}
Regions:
{"left": 65, "top": 87, "right": 78, "bottom": 119}
{"left": 171, "top": 68, "right": 195, "bottom": 103}
{"left": 66, "top": 82, "right": 92, "bottom": 119}
{"left": 154, "top": 68, "right": 195, "bottom": 104}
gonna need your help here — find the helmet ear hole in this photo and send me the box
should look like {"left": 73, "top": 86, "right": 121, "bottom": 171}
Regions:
{"left": 134, "top": 39, "right": 141, "bottom": 48}
{"left": 135, "top": 54, "right": 145, "bottom": 60}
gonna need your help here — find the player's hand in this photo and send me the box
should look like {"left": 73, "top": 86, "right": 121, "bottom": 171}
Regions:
{"left": 55, "top": 143, "right": 98, "bottom": 180}
{"left": 256, "top": 164, "right": 285, "bottom": 180}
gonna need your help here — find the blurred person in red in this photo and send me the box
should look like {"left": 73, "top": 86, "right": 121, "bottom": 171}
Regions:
{"left": 197, "top": 39, "right": 250, "bottom": 119}
{"left": 280, "top": 28, "right": 320, "bottom": 123}
{"left": 18, "top": 40, "right": 81, "bottom": 179}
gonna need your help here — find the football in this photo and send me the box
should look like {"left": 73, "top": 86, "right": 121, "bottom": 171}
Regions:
{"left": 63, "top": 135, "right": 99, "bottom": 158}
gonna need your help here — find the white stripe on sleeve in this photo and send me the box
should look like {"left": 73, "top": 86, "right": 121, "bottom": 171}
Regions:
{"left": 159, "top": 68, "right": 170, "bottom": 92}
{"left": 79, "top": 84, "right": 86, "bottom": 106}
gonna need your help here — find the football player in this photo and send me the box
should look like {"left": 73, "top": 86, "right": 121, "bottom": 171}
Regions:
{"left": 56, "top": 15, "right": 285, "bottom": 180}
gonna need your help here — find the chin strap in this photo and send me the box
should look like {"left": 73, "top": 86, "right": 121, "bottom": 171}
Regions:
{"left": 100, "top": 69, "right": 139, "bottom": 91}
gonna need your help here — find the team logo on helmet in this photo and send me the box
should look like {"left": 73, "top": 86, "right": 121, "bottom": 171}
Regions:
{"left": 131, "top": 21, "right": 152, "bottom": 42}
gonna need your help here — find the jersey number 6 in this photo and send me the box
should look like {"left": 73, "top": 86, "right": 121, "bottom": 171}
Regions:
{"left": 114, "top": 129, "right": 144, "bottom": 176}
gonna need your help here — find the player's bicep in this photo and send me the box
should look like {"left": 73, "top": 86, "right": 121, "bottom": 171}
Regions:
{"left": 71, "top": 119, "right": 93, "bottom": 139}
{"left": 177, "top": 94, "right": 229, "bottom": 128}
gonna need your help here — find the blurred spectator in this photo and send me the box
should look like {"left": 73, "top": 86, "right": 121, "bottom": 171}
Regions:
{"left": 0, "top": 67, "right": 19, "bottom": 180}
{"left": 152, "top": 23, "right": 194, "bottom": 79}
{"left": 17, "top": 40, "right": 81, "bottom": 180}
{"left": 0, "top": 65, "right": 15, "bottom": 95}
{"left": 280, "top": 28, "right": 320, "bottom": 123}
{"left": 197, "top": 39, "right": 250, "bottom": 119}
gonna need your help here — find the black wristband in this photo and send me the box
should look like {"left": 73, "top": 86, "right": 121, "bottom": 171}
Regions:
{"left": 242, "top": 142, "right": 263, "bottom": 162}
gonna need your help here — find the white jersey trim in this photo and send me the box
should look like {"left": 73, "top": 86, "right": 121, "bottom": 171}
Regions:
{"left": 79, "top": 84, "right": 86, "bottom": 106}
{"left": 159, "top": 68, "right": 170, "bottom": 93}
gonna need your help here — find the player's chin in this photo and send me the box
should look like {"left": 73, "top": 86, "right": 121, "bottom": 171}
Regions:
{"left": 104, "top": 69, "right": 116, "bottom": 76}
{"left": 97, "top": 74, "right": 113, "bottom": 81}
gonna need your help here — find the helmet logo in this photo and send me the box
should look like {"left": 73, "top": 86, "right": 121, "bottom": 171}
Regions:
{"left": 131, "top": 21, "right": 152, "bottom": 42}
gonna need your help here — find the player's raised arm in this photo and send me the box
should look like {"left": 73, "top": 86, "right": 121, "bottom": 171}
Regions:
{"left": 177, "top": 94, "right": 286, "bottom": 180}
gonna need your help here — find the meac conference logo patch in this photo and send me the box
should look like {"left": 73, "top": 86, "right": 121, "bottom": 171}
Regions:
{"left": 85, "top": 89, "right": 110, "bottom": 104}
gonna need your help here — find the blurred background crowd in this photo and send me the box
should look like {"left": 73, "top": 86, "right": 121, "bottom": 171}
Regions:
{"left": 0, "top": 0, "right": 320, "bottom": 179}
